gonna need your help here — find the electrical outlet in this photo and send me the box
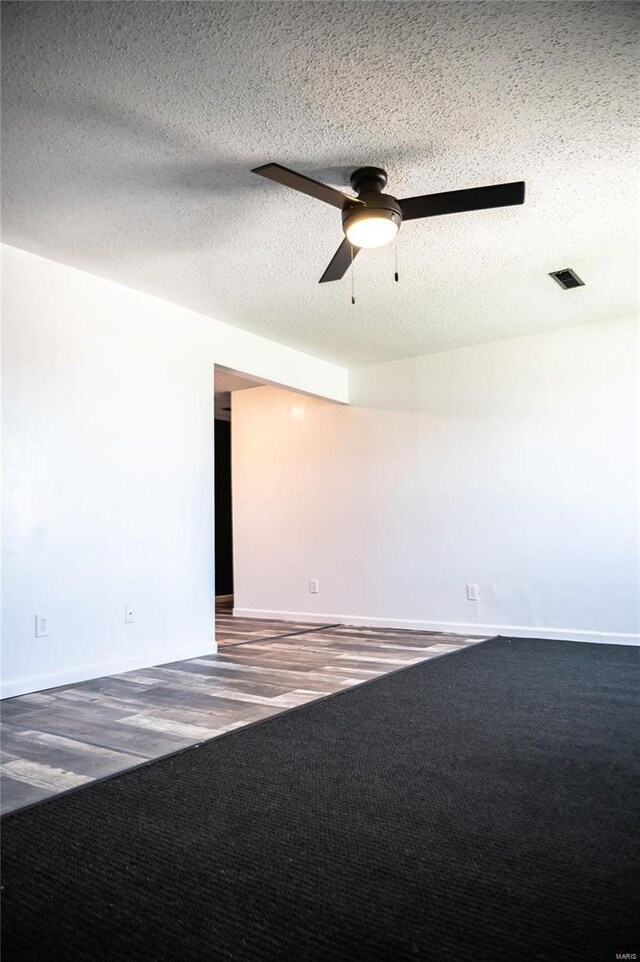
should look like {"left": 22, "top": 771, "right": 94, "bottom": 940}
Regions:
{"left": 309, "top": 579, "right": 319, "bottom": 594}
{"left": 125, "top": 603, "right": 135, "bottom": 624}
{"left": 35, "top": 615, "right": 49, "bottom": 638}
{"left": 466, "top": 584, "right": 480, "bottom": 602}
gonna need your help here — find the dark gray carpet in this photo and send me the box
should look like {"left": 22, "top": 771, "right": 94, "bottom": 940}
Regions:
{"left": 2, "top": 637, "right": 639, "bottom": 961}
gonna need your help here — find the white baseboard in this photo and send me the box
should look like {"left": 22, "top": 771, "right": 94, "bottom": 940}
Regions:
{"left": 232, "top": 608, "right": 640, "bottom": 647}
{"left": 0, "top": 641, "right": 218, "bottom": 700}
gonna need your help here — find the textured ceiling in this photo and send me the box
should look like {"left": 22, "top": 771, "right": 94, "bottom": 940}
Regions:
{"left": 2, "top": 1, "right": 637, "bottom": 365}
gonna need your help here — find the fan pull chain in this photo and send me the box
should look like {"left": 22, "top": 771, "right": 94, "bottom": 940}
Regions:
{"left": 351, "top": 243, "right": 356, "bottom": 305}
{"left": 394, "top": 237, "right": 399, "bottom": 283}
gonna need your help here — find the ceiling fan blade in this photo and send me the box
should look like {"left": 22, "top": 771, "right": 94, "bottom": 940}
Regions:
{"left": 252, "top": 163, "right": 364, "bottom": 210}
{"left": 319, "top": 238, "right": 360, "bottom": 283}
{"left": 400, "top": 181, "right": 525, "bottom": 221}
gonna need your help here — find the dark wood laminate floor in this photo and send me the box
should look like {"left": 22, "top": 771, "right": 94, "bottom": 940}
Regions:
{"left": 0, "top": 620, "right": 486, "bottom": 814}
{"left": 215, "top": 597, "right": 337, "bottom": 648}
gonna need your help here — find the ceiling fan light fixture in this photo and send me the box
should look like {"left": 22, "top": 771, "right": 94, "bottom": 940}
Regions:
{"left": 343, "top": 209, "right": 400, "bottom": 249}
{"left": 252, "top": 162, "right": 526, "bottom": 282}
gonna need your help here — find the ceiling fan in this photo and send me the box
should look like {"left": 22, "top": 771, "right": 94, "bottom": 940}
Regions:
{"left": 252, "top": 163, "right": 525, "bottom": 283}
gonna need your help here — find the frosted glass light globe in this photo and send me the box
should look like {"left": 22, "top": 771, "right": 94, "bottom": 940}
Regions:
{"left": 345, "top": 213, "right": 399, "bottom": 249}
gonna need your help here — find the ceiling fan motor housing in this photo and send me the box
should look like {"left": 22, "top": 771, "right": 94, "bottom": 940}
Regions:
{"left": 349, "top": 166, "right": 389, "bottom": 194}
{"left": 342, "top": 167, "right": 402, "bottom": 239}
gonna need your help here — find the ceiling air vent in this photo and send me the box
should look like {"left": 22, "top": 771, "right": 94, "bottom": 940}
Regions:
{"left": 549, "top": 268, "right": 585, "bottom": 290}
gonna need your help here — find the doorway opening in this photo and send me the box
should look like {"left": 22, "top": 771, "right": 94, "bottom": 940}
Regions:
{"left": 213, "top": 366, "right": 339, "bottom": 649}
{"left": 214, "top": 367, "right": 265, "bottom": 614}
{"left": 214, "top": 417, "right": 233, "bottom": 607}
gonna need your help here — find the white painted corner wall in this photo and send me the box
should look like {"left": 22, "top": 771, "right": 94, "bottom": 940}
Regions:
{"left": 3, "top": 245, "right": 638, "bottom": 704}
{"left": 1, "top": 245, "right": 348, "bottom": 697}
{"left": 232, "top": 316, "right": 640, "bottom": 645}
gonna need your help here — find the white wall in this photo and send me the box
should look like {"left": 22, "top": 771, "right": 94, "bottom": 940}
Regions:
{"left": 1, "top": 245, "right": 348, "bottom": 697}
{"left": 233, "top": 316, "right": 640, "bottom": 644}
